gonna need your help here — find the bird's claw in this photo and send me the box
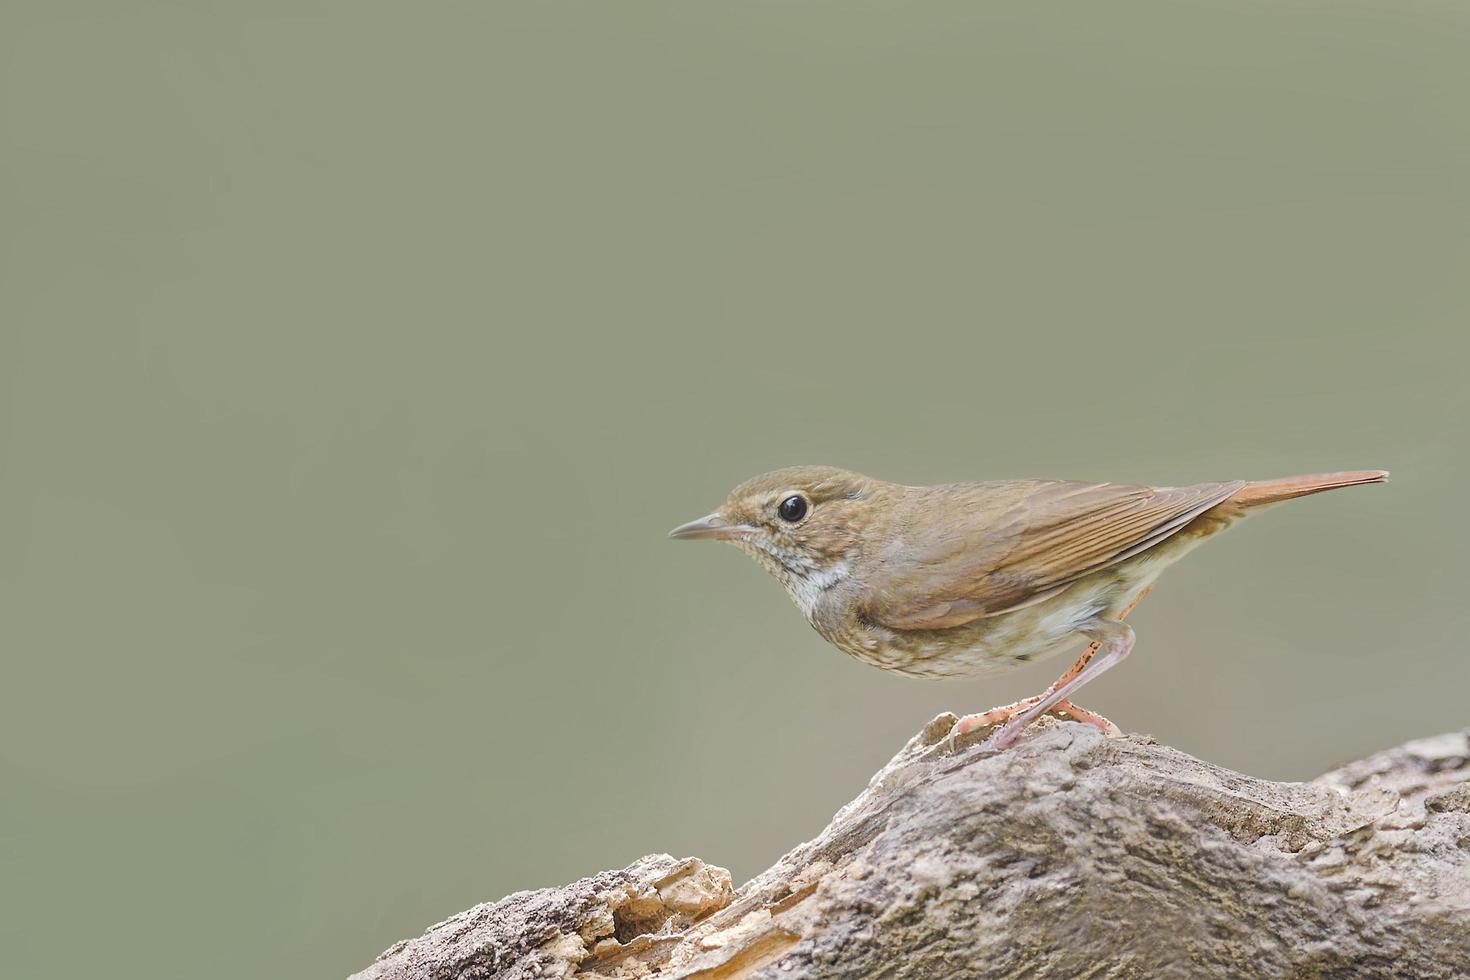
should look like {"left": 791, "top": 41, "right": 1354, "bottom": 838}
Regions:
{"left": 944, "top": 698, "right": 1120, "bottom": 754}
{"left": 943, "top": 704, "right": 1026, "bottom": 753}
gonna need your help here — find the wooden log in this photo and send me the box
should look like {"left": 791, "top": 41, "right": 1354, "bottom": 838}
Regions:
{"left": 352, "top": 718, "right": 1470, "bottom": 979}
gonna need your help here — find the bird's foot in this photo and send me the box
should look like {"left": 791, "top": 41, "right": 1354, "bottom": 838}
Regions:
{"left": 946, "top": 698, "right": 1121, "bottom": 753}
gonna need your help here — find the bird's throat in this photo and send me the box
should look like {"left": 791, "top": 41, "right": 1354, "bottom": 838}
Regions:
{"left": 736, "top": 540, "right": 850, "bottom": 619}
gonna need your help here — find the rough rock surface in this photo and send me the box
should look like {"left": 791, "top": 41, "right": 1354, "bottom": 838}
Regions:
{"left": 352, "top": 718, "right": 1470, "bottom": 980}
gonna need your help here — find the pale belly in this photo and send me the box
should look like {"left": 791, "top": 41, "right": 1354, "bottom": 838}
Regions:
{"left": 824, "top": 548, "right": 1183, "bottom": 679}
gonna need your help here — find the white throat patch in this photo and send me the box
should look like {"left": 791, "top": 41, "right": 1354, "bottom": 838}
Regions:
{"left": 786, "top": 562, "right": 850, "bottom": 618}
{"left": 734, "top": 538, "right": 851, "bottom": 619}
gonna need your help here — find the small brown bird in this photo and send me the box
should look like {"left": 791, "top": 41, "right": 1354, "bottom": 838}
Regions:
{"left": 670, "top": 466, "right": 1387, "bottom": 749}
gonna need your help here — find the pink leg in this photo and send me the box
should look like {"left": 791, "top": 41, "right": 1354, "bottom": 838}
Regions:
{"left": 1046, "top": 700, "right": 1122, "bottom": 736}
{"left": 948, "top": 584, "right": 1152, "bottom": 751}
{"left": 1039, "top": 582, "right": 1154, "bottom": 690}
{"left": 983, "top": 618, "right": 1136, "bottom": 750}
{"left": 952, "top": 696, "right": 1120, "bottom": 740}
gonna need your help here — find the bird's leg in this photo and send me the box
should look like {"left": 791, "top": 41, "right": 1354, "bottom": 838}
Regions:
{"left": 951, "top": 695, "right": 1045, "bottom": 737}
{"left": 1042, "top": 699, "right": 1122, "bottom": 736}
{"left": 1043, "top": 581, "right": 1154, "bottom": 686}
{"left": 982, "top": 618, "right": 1136, "bottom": 750}
{"left": 948, "top": 583, "right": 1153, "bottom": 748}
{"left": 950, "top": 695, "right": 1120, "bottom": 743}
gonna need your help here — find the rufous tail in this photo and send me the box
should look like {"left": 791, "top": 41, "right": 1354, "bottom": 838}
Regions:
{"left": 1228, "top": 469, "right": 1389, "bottom": 509}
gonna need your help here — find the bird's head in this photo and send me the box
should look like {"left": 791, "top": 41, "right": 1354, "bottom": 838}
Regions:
{"left": 669, "top": 465, "right": 884, "bottom": 608}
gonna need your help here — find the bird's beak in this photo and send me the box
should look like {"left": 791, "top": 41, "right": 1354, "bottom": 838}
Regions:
{"left": 668, "top": 512, "right": 751, "bottom": 541}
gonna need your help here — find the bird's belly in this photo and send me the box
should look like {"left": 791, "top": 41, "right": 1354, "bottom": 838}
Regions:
{"left": 847, "top": 565, "right": 1159, "bottom": 679}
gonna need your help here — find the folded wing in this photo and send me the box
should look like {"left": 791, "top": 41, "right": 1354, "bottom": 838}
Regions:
{"left": 862, "top": 479, "right": 1244, "bottom": 630}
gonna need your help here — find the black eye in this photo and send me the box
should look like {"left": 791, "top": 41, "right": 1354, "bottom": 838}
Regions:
{"left": 778, "top": 495, "right": 808, "bottom": 522}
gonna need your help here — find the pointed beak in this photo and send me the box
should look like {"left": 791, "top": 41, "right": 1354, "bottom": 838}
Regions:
{"left": 668, "top": 512, "right": 751, "bottom": 541}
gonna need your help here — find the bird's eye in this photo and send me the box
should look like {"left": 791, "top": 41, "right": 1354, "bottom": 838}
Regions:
{"left": 777, "top": 495, "right": 808, "bottom": 522}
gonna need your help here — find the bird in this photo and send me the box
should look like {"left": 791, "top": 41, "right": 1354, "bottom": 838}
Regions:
{"left": 669, "top": 465, "right": 1388, "bottom": 750}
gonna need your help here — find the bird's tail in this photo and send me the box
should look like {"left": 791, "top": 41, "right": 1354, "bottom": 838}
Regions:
{"left": 1227, "top": 469, "right": 1389, "bottom": 509}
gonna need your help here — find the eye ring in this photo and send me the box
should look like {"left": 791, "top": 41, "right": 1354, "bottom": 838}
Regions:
{"left": 777, "top": 494, "right": 808, "bottom": 523}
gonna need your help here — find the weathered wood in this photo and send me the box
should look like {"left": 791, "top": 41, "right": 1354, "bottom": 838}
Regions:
{"left": 352, "top": 718, "right": 1470, "bottom": 980}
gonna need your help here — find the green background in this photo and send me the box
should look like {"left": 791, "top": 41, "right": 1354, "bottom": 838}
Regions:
{"left": 3, "top": 3, "right": 1467, "bottom": 977}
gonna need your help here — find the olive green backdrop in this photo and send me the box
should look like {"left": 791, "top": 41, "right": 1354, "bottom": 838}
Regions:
{"left": 3, "top": 2, "right": 1467, "bottom": 978}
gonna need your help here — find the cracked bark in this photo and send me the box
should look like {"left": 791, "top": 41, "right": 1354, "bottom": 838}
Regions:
{"left": 350, "top": 718, "right": 1470, "bottom": 980}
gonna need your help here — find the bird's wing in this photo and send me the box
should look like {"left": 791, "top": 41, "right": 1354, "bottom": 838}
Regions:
{"left": 861, "top": 479, "right": 1244, "bottom": 630}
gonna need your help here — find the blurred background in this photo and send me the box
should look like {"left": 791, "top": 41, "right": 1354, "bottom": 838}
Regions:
{"left": 3, "top": 2, "right": 1467, "bottom": 977}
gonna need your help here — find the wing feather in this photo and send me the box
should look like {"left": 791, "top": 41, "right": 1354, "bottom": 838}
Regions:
{"left": 862, "top": 479, "right": 1244, "bottom": 630}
